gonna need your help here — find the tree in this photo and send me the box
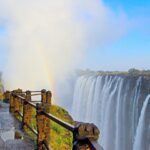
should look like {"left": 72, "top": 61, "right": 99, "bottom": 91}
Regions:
{"left": 128, "top": 68, "right": 140, "bottom": 75}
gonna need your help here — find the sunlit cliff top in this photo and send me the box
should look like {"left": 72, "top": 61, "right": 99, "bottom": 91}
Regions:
{"left": 77, "top": 68, "right": 150, "bottom": 78}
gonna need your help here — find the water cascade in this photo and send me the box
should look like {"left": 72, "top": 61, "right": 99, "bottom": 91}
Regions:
{"left": 133, "top": 94, "right": 150, "bottom": 150}
{"left": 71, "top": 73, "right": 150, "bottom": 150}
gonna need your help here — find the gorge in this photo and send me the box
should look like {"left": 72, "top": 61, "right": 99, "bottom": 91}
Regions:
{"left": 71, "top": 71, "right": 150, "bottom": 150}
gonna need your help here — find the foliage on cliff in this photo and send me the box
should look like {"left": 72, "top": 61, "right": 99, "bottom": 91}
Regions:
{"left": 77, "top": 68, "right": 150, "bottom": 77}
{"left": 49, "top": 105, "right": 74, "bottom": 150}
{"left": 0, "top": 80, "right": 4, "bottom": 99}
{"left": 25, "top": 105, "right": 74, "bottom": 150}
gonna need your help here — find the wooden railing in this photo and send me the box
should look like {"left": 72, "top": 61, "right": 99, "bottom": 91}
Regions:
{"left": 4, "top": 89, "right": 102, "bottom": 150}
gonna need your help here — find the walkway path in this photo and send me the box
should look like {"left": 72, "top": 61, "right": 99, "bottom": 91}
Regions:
{"left": 0, "top": 101, "right": 34, "bottom": 150}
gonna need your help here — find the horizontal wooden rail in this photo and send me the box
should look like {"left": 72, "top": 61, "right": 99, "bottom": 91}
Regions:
{"left": 11, "top": 90, "right": 41, "bottom": 94}
{"left": 30, "top": 91, "right": 41, "bottom": 93}
{"left": 27, "top": 101, "right": 36, "bottom": 108}
{"left": 13, "top": 95, "right": 36, "bottom": 108}
{"left": 31, "top": 94, "right": 41, "bottom": 96}
{"left": 16, "top": 111, "right": 23, "bottom": 118}
{"left": 24, "top": 123, "right": 38, "bottom": 136}
{"left": 43, "top": 140, "right": 51, "bottom": 150}
{"left": 13, "top": 95, "right": 25, "bottom": 100}
{"left": 42, "top": 111, "right": 75, "bottom": 132}
{"left": 31, "top": 101, "right": 41, "bottom": 103}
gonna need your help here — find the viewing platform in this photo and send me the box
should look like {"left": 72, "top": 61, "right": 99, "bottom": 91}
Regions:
{"left": 0, "top": 89, "right": 103, "bottom": 150}
{"left": 0, "top": 101, "right": 34, "bottom": 150}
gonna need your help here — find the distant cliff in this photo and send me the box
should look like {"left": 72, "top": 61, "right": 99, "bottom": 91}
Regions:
{"left": 76, "top": 68, "right": 150, "bottom": 77}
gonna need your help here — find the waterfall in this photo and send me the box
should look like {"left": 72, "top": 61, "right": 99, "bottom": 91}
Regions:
{"left": 71, "top": 73, "right": 150, "bottom": 150}
{"left": 133, "top": 94, "right": 150, "bottom": 150}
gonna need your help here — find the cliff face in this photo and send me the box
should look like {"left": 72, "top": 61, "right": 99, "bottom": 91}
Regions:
{"left": 114, "top": 75, "right": 150, "bottom": 115}
{"left": 71, "top": 73, "right": 150, "bottom": 150}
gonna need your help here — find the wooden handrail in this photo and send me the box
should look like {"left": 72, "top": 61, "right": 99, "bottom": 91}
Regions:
{"left": 42, "top": 111, "right": 75, "bottom": 132}
{"left": 31, "top": 94, "right": 41, "bottom": 96}
{"left": 31, "top": 101, "right": 41, "bottom": 103}
{"left": 13, "top": 94, "right": 37, "bottom": 108}
{"left": 24, "top": 123, "right": 38, "bottom": 136}
{"left": 16, "top": 110, "right": 23, "bottom": 118}
{"left": 5, "top": 89, "right": 102, "bottom": 150}
{"left": 30, "top": 91, "right": 41, "bottom": 93}
{"left": 43, "top": 140, "right": 51, "bottom": 150}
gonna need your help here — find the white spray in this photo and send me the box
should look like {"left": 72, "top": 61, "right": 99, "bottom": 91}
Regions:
{"left": 133, "top": 94, "right": 150, "bottom": 150}
{"left": 0, "top": 0, "right": 128, "bottom": 104}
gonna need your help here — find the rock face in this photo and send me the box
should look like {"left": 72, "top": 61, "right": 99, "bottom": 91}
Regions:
{"left": 75, "top": 122, "right": 100, "bottom": 141}
{"left": 72, "top": 73, "right": 150, "bottom": 150}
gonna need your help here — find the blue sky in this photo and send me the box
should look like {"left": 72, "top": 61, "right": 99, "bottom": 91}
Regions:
{"left": 0, "top": 0, "right": 150, "bottom": 72}
{"left": 81, "top": 0, "right": 150, "bottom": 71}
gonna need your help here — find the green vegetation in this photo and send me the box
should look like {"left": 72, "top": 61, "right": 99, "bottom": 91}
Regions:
{"left": 0, "top": 93, "right": 4, "bottom": 100}
{"left": 77, "top": 68, "right": 150, "bottom": 77}
{"left": 0, "top": 80, "right": 4, "bottom": 100}
{"left": 48, "top": 105, "right": 74, "bottom": 150}
{"left": 24, "top": 105, "right": 74, "bottom": 150}
{"left": 128, "top": 68, "right": 150, "bottom": 76}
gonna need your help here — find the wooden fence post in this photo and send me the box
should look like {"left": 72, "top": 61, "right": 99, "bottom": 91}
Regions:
{"left": 46, "top": 91, "right": 52, "bottom": 104}
{"left": 26, "top": 90, "right": 31, "bottom": 101}
{"left": 9, "top": 92, "right": 15, "bottom": 113}
{"left": 36, "top": 103, "right": 45, "bottom": 150}
{"left": 44, "top": 91, "right": 52, "bottom": 146}
{"left": 14, "top": 90, "right": 20, "bottom": 115}
{"left": 22, "top": 91, "right": 32, "bottom": 130}
{"left": 36, "top": 90, "right": 52, "bottom": 149}
{"left": 17, "top": 89, "right": 23, "bottom": 115}
{"left": 41, "top": 89, "right": 47, "bottom": 103}
{"left": 4, "top": 91, "right": 10, "bottom": 103}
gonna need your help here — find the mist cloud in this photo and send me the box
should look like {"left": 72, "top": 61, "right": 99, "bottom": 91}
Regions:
{"left": 0, "top": 0, "right": 128, "bottom": 95}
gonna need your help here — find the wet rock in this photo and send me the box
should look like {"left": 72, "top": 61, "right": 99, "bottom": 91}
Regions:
{"left": 15, "top": 131, "right": 23, "bottom": 139}
{"left": 75, "top": 122, "right": 100, "bottom": 141}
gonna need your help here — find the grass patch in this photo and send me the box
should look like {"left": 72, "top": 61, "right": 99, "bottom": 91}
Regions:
{"left": 24, "top": 105, "right": 74, "bottom": 150}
